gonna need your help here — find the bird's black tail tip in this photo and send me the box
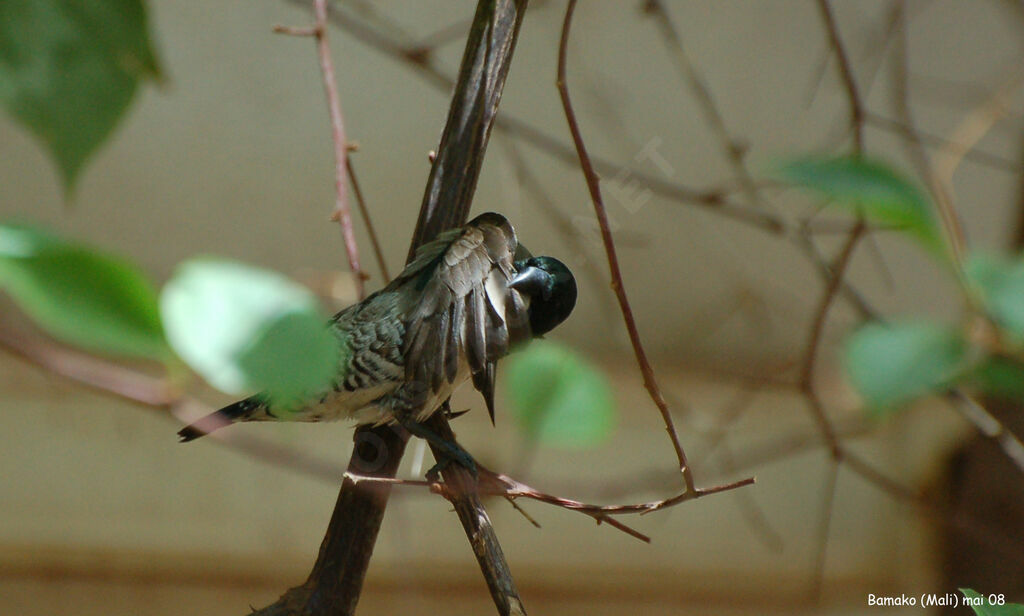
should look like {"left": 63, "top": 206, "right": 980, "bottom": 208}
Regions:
{"left": 177, "top": 425, "right": 207, "bottom": 442}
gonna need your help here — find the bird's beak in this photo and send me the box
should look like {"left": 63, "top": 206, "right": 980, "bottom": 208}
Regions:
{"left": 509, "top": 266, "right": 551, "bottom": 300}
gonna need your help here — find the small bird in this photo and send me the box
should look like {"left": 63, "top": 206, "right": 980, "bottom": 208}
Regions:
{"left": 177, "top": 212, "right": 577, "bottom": 458}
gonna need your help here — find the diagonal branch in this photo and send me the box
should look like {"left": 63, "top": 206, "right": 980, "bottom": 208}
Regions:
{"left": 259, "top": 2, "right": 531, "bottom": 615}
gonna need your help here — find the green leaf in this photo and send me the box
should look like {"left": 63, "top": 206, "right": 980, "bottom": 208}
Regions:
{"left": 0, "top": 223, "right": 169, "bottom": 360}
{"left": 964, "top": 356, "right": 1024, "bottom": 403}
{"left": 778, "top": 156, "right": 941, "bottom": 250}
{"left": 505, "top": 340, "right": 616, "bottom": 448}
{"left": 0, "top": 0, "right": 162, "bottom": 192}
{"left": 845, "top": 320, "right": 966, "bottom": 415}
{"left": 235, "top": 310, "right": 344, "bottom": 411}
{"left": 160, "top": 258, "right": 342, "bottom": 405}
{"left": 960, "top": 589, "right": 1024, "bottom": 616}
{"left": 965, "top": 252, "right": 1024, "bottom": 338}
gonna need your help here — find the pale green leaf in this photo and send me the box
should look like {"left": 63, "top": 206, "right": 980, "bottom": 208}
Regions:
{"left": 505, "top": 341, "right": 616, "bottom": 448}
{"left": 965, "top": 252, "right": 1024, "bottom": 338}
{"left": 845, "top": 320, "right": 966, "bottom": 415}
{"left": 160, "top": 258, "right": 341, "bottom": 405}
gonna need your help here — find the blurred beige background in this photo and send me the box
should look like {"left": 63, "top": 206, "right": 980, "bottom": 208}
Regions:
{"left": 1, "top": 1, "right": 1022, "bottom": 614}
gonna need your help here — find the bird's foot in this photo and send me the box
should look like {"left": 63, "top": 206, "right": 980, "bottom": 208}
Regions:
{"left": 399, "top": 418, "right": 478, "bottom": 480}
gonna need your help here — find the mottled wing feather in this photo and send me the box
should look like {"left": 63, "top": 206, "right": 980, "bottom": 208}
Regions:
{"left": 402, "top": 213, "right": 530, "bottom": 418}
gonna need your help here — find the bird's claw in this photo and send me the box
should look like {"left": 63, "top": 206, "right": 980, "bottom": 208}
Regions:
{"left": 399, "top": 417, "right": 478, "bottom": 480}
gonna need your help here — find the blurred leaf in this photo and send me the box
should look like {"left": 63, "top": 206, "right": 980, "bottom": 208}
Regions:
{"left": 160, "top": 258, "right": 342, "bottom": 405}
{"left": 961, "top": 589, "right": 1024, "bottom": 616}
{"left": 963, "top": 356, "right": 1024, "bottom": 403}
{"left": 0, "top": 0, "right": 162, "bottom": 192}
{"left": 236, "top": 310, "right": 343, "bottom": 410}
{"left": 965, "top": 253, "right": 1024, "bottom": 337}
{"left": 505, "top": 340, "right": 616, "bottom": 448}
{"left": 0, "top": 223, "right": 169, "bottom": 359}
{"left": 778, "top": 156, "right": 941, "bottom": 250}
{"left": 845, "top": 320, "right": 966, "bottom": 415}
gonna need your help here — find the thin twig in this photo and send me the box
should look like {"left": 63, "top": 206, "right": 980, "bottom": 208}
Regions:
{"left": 556, "top": 0, "right": 694, "bottom": 492}
{"left": 932, "top": 65, "right": 1024, "bottom": 264}
{"left": 816, "top": 0, "right": 864, "bottom": 151}
{"left": 810, "top": 462, "right": 839, "bottom": 601}
{"left": 346, "top": 157, "right": 391, "bottom": 282}
{"left": 866, "top": 112, "right": 1020, "bottom": 174}
{"left": 798, "top": 222, "right": 865, "bottom": 455}
{"left": 347, "top": 464, "right": 755, "bottom": 544}
{"left": 276, "top": 0, "right": 365, "bottom": 298}
{"left": 644, "top": 0, "right": 767, "bottom": 212}
{"left": 293, "top": 0, "right": 786, "bottom": 234}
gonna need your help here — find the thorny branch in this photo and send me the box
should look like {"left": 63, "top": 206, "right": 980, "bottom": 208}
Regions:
{"left": 346, "top": 466, "right": 756, "bottom": 544}
{"left": 556, "top": 0, "right": 694, "bottom": 492}
{"left": 275, "top": 0, "right": 365, "bottom": 298}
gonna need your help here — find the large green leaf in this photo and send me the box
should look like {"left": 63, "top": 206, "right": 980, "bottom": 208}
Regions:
{"left": 961, "top": 589, "right": 1024, "bottom": 616}
{"left": 965, "top": 252, "right": 1024, "bottom": 338}
{"left": 160, "top": 258, "right": 343, "bottom": 406}
{"left": 778, "top": 156, "right": 942, "bottom": 250}
{"left": 0, "top": 224, "right": 169, "bottom": 360}
{"left": 845, "top": 320, "right": 967, "bottom": 415}
{"left": 0, "top": 0, "right": 162, "bottom": 191}
{"left": 505, "top": 340, "right": 616, "bottom": 448}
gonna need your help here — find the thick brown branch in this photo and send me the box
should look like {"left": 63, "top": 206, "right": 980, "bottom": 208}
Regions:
{"left": 256, "top": 1, "right": 530, "bottom": 614}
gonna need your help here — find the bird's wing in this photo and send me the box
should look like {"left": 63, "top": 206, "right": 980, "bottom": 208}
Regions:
{"left": 402, "top": 212, "right": 531, "bottom": 422}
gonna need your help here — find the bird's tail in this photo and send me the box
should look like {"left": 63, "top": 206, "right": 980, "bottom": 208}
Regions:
{"left": 177, "top": 397, "right": 267, "bottom": 442}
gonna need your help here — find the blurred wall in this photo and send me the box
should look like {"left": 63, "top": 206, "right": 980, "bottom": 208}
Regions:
{"left": 1, "top": 1, "right": 1021, "bottom": 614}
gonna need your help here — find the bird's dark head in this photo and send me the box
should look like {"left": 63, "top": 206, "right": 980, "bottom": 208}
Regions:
{"left": 509, "top": 256, "right": 577, "bottom": 337}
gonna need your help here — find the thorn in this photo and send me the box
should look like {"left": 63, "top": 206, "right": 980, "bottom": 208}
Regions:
{"left": 329, "top": 210, "right": 341, "bottom": 222}
{"left": 273, "top": 24, "right": 319, "bottom": 37}
{"left": 428, "top": 150, "right": 437, "bottom": 163}
{"left": 346, "top": 141, "right": 360, "bottom": 152}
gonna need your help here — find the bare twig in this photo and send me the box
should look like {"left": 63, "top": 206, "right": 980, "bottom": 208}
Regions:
{"left": 866, "top": 112, "right": 1020, "bottom": 174}
{"left": 346, "top": 157, "right": 391, "bottom": 282}
{"left": 798, "top": 221, "right": 866, "bottom": 455}
{"left": 291, "top": 0, "right": 786, "bottom": 234}
{"left": 347, "top": 464, "right": 755, "bottom": 545}
{"left": 556, "top": 0, "right": 694, "bottom": 492}
{"left": 276, "top": 0, "right": 365, "bottom": 298}
{"left": 932, "top": 66, "right": 1024, "bottom": 263}
{"left": 810, "top": 462, "right": 839, "bottom": 600}
{"left": 816, "top": 0, "right": 864, "bottom": 151}
{"left": 643, "top": 0, "right": 766, "bottom": 212}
